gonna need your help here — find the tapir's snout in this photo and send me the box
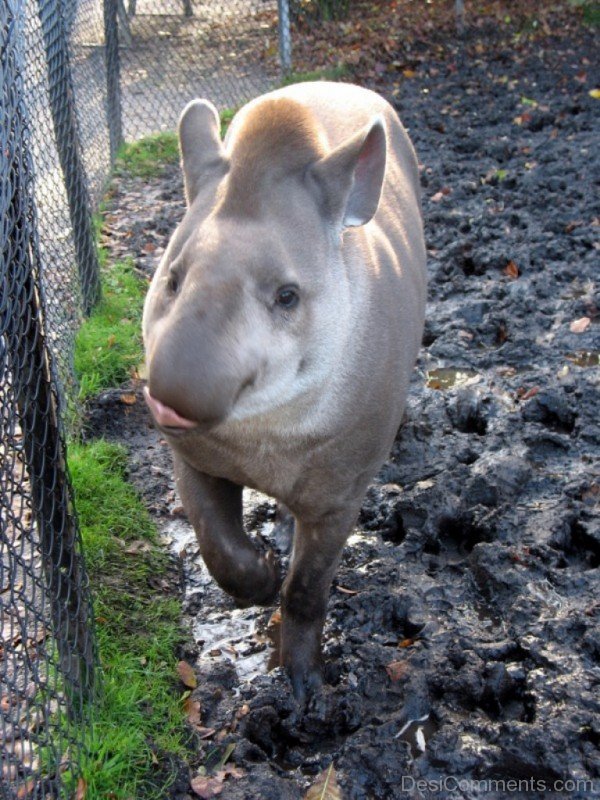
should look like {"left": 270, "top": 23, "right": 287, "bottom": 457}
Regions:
{"left": 143, "top": 387, "right": 199, "bottom": 431}
{"left": 145, "top": 315, "right": 259, "bottom": 432}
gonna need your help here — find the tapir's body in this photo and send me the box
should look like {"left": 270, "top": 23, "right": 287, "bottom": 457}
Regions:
{"left": 143, "top": 82, "right": 426, "bottom": 699}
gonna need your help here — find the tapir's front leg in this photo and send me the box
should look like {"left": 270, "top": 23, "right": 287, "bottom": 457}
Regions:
{"left": 281, "top": 507, "right": 358, "bottom": 703}
{"left": 174, "top": 454, "right": 281, "bottom": 607}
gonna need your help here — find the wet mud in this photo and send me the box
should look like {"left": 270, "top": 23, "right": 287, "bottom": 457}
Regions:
{"left": 90, "top": 18, "right": 599, "bottom": 800}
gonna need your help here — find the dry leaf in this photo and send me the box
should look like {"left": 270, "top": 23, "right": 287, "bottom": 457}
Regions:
{"left": 75, "top": 778, "right": 87, "bottom": 800}
{"left": 120, "top": 393, "right": 137, "bottom": 405}
{"left": 183, "top": 697, "right": 202, "bottom": 727}
{"left": 176, "top": 660, "right": 197, "bottom": 689}
{"left": 589, "top": 88, "right": 600, "bottom": 99}
{"left": 570, "top": 317, "right": 591, "bottom": 333}
{"left": 16, "top": 780, "right": 36, "bottom": 799}
{"left": 336, "top": 585, "right": 359, "bottom": 595}
{"left": 504, "top": 260, "right": 519, "bottom": 279}
{"left": 268, "top": 608, "right": 282, "bottom": 627}
{"left": 124, "top": 540, "right": 153, "bottom": 555}
{"left": 399, "top": 638, "right": 415, "bottom": 648}
{"left": 190, "top": 775, "right": 224, "bottom": 799}
{"left": 304, "top": 763, "right": 343, "bottom": 800}
{"left": 385, "top": 660, "right": 408, "bottom": 682}
{"left": 518, "top": 386, "right": 540, "bottom": 401}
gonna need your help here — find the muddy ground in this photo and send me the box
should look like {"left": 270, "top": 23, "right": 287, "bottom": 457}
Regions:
{"left": 91, "top": 15, "right": 599, "bottom": 800}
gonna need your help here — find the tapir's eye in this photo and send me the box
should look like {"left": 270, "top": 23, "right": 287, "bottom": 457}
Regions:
{"left": 166, "top": 271, "right": 179, "bottom": 295}
{"left": 275, "top": 285, "right": 299, "bottom": 310}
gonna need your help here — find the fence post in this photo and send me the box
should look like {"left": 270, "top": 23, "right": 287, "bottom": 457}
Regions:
{"left": 3, "top": 0, "right": 96, "bottom": 714}
{"left": 36, "top": 0, "right": 101, "bottom": 314}
{"left": 277, "top": 0, "right": 292, "bottom": 74}
{"left": 104, "top": 0, "right": 124, "bottom": 160}
{"left": 455, "top": 0, "right": 465, "bottom": 33}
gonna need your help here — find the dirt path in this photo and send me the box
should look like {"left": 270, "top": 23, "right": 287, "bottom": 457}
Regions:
{"left": 93, "top": 16, "right": 599, "bottom": 800}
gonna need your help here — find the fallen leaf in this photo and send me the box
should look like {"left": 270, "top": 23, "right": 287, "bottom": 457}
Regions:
{"left": 589, "top": 88, "right": 600, "bottom": 99}
{"left": 385, "top": 660, "right": 408, "bottom": 681}
{"left": 176, "top": 660, "right": 197, "bottom": 689}
{"left": 190, "top": 775, "right": 224, "bottom": 799}
{"left": 504, "top": 260, "right": 519, "bottom": 279}
{"left": 120, "top": 393, "right": 137, "bottom": 405}
{"left": 106, "top": 334, "right": 116, "bottom": 348}
{"left": 124, "top": 540, "right": 153, "bottom": 555}
{"left": 518, "top": 386, "right": 540, "bottom": 401}
{"left": 399, "top": 638, "right": 415, "bottom": 648}
{"left": 75, "top": 778, "right": 87, "bottom": 800}
{"left": 16, "top": 780, "right": 36, "bottom": 799}
{"left": 268, "top": 608, "right": 282, "bottom": 627}
{"left": 570, "top": 317, "right": 591, "bottom": 333}
{"left": 565, "top": 220, "right": 583, "bottom": 233}
{"left": 336, "top": 585, "right": 359, "bottom": 595}
{"left": 402, "top": 68, "right": 416, "bottom": 78}
{"left": 304, "top": 763, "right": 343, "bottom": 800}
{"left": 183, "top": 697, "right": 202, "bottom": 727}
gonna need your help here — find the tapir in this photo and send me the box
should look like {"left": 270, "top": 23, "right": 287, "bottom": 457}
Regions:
{"left": 142, "top": 81, "right": 426, "bottom": 701}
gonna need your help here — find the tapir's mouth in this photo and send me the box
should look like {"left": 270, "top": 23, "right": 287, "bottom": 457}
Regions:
{"left": 143, "top": 386, "right": 199, "bottom": 433}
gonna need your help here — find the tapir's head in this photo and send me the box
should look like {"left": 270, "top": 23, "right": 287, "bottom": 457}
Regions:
{"left": 143, "top": 92, "right": 387, "bottom": 433}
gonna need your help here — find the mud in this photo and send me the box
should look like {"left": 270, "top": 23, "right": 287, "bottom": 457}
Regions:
{"left": 90, "top": 18, "right": 599, "bottom": 800}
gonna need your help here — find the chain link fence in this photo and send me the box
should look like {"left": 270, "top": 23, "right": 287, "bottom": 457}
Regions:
{"left": 1, "top": 0, "right": 290, "bottom": 795}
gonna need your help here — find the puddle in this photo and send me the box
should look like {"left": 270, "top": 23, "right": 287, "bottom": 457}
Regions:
{"left": 566, "top": 350, "right": 599, "bottom": 367}
{"left": 394, "top": 714, "right": 438, "bottom": 758}
{"left": 426, "top": 367, "right": 480, "bottom": 390}
{"left": 160, "top": 514, "right": 281, "bottom": 683}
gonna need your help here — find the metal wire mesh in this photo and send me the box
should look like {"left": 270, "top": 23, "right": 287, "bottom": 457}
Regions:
{"left": 1, "top": 4, "right": 96, "bottom": 796}
{"left": 114, "top": 0, "right": 282, "bottom": 139}
{"left": 2, "top": 0, "right": 289, "bottom": 795}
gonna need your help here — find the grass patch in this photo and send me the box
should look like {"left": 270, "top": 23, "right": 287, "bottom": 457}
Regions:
{"left": 115, "top": 131, "right": 179, "bottom": 179}
{"left": 74, "top": 259, "right": 146, "bottom": 400}
{"left": 114, "top": 108, "right": 238, "bottom": 180}
{"left": 69, "top": 440, "right": 190, "bottom": 799}
{"left": 69, "top": 124, "right": 207, "bottom": 795}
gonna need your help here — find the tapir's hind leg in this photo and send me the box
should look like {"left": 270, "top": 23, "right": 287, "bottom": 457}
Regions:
{"left": 174, "top": 454, "right": 281, "bottom": 607}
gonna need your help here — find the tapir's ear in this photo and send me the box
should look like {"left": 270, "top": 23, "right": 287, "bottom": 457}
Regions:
{"left": 307, "top": 115, "right": 387, "bottom": 228}
{"left": 178, "top": 99, "right": 227, "bottom": 205}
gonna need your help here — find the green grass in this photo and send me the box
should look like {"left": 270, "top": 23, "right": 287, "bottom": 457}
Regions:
{"left": 113, "top": 108, "right": 238, "bottom": 180}
{"left": 74, "top": 259, "right": 146, "bottom": 399}
{"left": 115, "top": 131, "right": 180, "bottom": 179}
{"left": 69, "top": 440, "right": 190, "bottom": 799}
{"left": 68, "top": 127, "right": 205, "bottom": 795}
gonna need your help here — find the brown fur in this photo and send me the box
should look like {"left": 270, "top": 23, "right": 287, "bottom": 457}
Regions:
{"left": 219, "top": 98, "right": 326, "bottom": 217}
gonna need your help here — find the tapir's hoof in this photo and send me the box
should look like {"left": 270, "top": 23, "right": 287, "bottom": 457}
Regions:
{"left": 231, "top": 550, "right": 281, "bottom": 608}
{"left": 289, "top": 662, "right": 324, "bottom": 706}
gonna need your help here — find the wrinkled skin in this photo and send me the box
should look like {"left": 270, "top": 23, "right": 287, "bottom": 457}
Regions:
{"left": 142, "top": 81, "right": 426, "bottom": 701}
